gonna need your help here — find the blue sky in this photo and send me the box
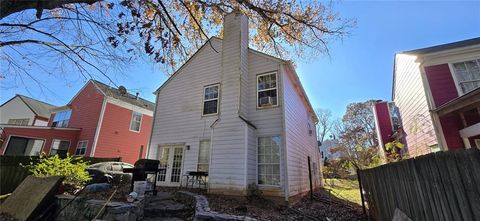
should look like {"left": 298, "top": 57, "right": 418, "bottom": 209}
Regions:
{"left": 1, "top": 1, "right": 480, "bottom": 118}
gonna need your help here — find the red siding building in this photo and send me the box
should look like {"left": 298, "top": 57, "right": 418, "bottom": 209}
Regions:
{"left": 0, "top": 80, "right": 155, "bottom": 164}
{"left": 374, "top": 38, "right": 480, "bottom": 157}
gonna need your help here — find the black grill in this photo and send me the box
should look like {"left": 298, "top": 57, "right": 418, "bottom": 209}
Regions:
{"left": 123, "top": 159, "right": 162, "bottom": 196}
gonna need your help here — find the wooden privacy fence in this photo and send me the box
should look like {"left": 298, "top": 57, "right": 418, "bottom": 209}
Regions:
{"left": 358, "top": 148, "right": 480, "bottom": 221}
{"left": 0, "top": 155, "right": 121, "bottom": 195}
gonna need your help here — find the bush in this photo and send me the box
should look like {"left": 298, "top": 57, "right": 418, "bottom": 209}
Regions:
{"left": 24, "top": 154, "right": 91, "bottom": 193}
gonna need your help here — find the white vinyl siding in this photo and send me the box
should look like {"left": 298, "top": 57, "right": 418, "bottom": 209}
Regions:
{"left": 75, "top": 140, "right": 88, "bottom": 155}
{"left": 283, "top": 67, "right": 322, "bottom": 196}
{"left": 394, "top": 54, "right": 438, "bottom": 156}
{"left": 130, "top": 111, "right": 142, "bottom": 132}
{"left": 202, "top": 84, "right": 219, "bottom": 115}
{"left": 452, "top": 59, "right": 480, "bottom": 94}
{"left": 258, "top": 136, "right": 281, "bottom": 186}
{"left": 257, "top": 72, "right": 278, "bottom": 108}
{"left": 197, "top": 140, "right": 210, "bottom": 172}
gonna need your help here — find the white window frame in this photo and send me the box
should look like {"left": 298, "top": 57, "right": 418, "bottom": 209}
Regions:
{"left": 197, "top": 140, "right": 211, "bottom": 172}
{"left": 449, "top": 59, "right": 480, "bottom": 95}
{"left": 257, "top": 72, "right": 279, "bottom": 109}
{"left": 202, "top": 84, "right": 220, "bottom": 116}
{"left": 75, "top": 140, "right": 88, "bottom": 156}
{"left": 52, "top": 110, "right": 72, "bottom": 128}
{"left": 257, "top": 135, "right": 281, "bottom": 186}
{"left": 129, "top": 111, "right": 142, "bottom": 132}
{"left": 49, "top": 139, "right": 71, "bottom": 156}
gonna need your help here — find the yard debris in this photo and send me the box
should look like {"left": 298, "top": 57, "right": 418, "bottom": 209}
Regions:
{"left": 0, "top": 175, "right": 64, "bottom": 221}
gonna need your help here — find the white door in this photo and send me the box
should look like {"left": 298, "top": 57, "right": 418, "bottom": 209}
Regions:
{"left": 157, "top": 145, "right": 184, "bottom": 186}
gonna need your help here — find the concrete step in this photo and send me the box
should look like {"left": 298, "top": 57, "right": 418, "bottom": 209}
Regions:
{"left": 144, "top": 199, "right": 190, "bottom": 218}
{"left": 142, "top": 216, "right": 185, "bottom": 221}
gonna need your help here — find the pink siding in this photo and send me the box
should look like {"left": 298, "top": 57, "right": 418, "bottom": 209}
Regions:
{"left": 94, "top": 103, "right": 152, "bottom": 164}
{"left": 424, "top": 64, "right": 459, "bottom": 107}
{"left": 463, "top": 108, "right": 480, "bottom": 127}
{"left": 374, "top": 102, "right": 393, "bottom": 148}
{"left": 439, "top": 115, "right": 464, "bottom": 150}
{"left": 0, "top": 127, "right": 80, "bottom": 155}
{"left": 68, "top": 82, "right": 105, "bottom": 156}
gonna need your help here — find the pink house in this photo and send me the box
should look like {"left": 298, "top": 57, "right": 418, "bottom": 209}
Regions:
{"left": 0, "top": 80, "right": 154, "bottom": 164}
{"left": 374, "top": 38, "right": 480, "bottom": 157}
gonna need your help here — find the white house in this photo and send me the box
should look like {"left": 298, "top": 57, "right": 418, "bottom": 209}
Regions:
{"left": 148, "top": 12, "right": 321, "bottom": 202}
{"left": 0, "top": 95, "right": 56, "bottom": 126}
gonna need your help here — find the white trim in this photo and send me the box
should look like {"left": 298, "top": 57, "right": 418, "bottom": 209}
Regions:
{"left": 106, "top": 97, "right": 153, "bottom": 116}
{"left": 49, "top": 139, "right": 71, "bottom": 156}
{"left": 2, "top": 135, "right": 46, "bottom": 155}
{"left": 0, "top": 124, "right": 81, "bottom": 130}
{"left": 256, "top": 72, "right": 279, "bottom": 109}
{"left": 431, "top": 112, "right": 448, "bottom": 151}
{"left": 146, "top": 94, "right": 160, "bottom": 159}
{"left": 244, "top": 124, "right": 248, "bottom": 187}
{"left": 449, "top": 59, "right": 480, "bottom": 96}
{"left": 90, "top": 97, "right": 107, "bottom": 157}
{"left": 75, "top": 140, "right": 88, "bottom": 156}
{"left": 475, "top": 139, "right": 480, "bottom": 149}
{"left": 129, "top": 111, "right": 143, "bottom": 133}
{"left": 201, "top": 83, "right": 220, "bottom": 116}
{"left": 257, "top": 135, "right": 282, "bottom": 187}
{"left": 459, "top": 122, "right": 480, "bottom": 138}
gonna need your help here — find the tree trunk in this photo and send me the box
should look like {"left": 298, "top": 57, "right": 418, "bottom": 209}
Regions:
{"left": 0, "top": 0, "right": 101, "bottom": 19}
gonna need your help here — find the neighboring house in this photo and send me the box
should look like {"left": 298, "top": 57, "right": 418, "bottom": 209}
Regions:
{"left": 319, "top": 139, "right": 341, "bottom": 163}
{"left": 0, "top": 95, "right": 57, "bottom": 126}
{"left": 374, "top": 38, "right": 480, "bottom": 157}
{"left": 0, "top": 80, "right": 155, "bottom": 164}
{"left": 148, "top": 12, "right": 321, "bottom": 202}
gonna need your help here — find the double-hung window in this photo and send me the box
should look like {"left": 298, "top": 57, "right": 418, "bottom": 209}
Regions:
{"left": 197, "top": 140, "right": 210, "bottom": 172}
{"left": 257, "top": 72, "right": 278, "bottom": 108}
{"left": 203, "top": 84, "right": 219, "bottom": 115}
{"left": 50, "top": 139, "right": 70, "bottom": 157}
{"left": 75, "top": 140, "right": 88, "bottom": 155}
{"left": 130, "top": 111, "right": 142, "bottom": 132}
{"left": 258, "top": 136, "right": 281, "bottom": 186}
{"left": 52, "top": 110, "right": 71, "bottom": 127}
{"left": 452, "top": 59, "right": 480, "bottom": 94}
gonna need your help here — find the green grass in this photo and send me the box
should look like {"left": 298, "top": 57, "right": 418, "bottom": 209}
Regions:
{"left": 323, "top": 178, "right": 362, "bottom": 205}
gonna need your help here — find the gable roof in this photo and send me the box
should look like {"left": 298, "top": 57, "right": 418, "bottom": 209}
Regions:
{"left": 0, "top": 95, "right": 57, "bottom": 119}
{"left": 392, "top": 37, "right": 480, "bottom": 100}
{"left": 401, "top": 37, "right": 480, "bottom": 55}
{"left": 91, "top": 80, "right": 155, "bottom": 111}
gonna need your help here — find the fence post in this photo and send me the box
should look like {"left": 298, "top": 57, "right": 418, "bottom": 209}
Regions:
{"left": 357, "top": 169, "right": 367, "bottom": 217}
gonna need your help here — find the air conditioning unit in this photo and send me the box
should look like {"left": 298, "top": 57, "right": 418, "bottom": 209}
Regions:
{"left": 259, "top": 96, "right": 274, "bottom": 106}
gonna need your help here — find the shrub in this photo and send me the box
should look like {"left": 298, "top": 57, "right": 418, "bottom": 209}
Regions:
{"left": 25, "top": 154, "right": 91, "bottom": 193}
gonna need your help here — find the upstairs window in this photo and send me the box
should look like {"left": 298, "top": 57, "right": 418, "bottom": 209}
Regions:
{"left": 257, "top": 72, "right": 278, "bottom": 108}
{"left": 50, "top": 139, "right": 70, "bottom": 157}
{"left": 130, "top": 112, "right": 142, "bottom": 132}
{"left": 8, "top": 118, "right": 29, "bottom": 126}
{"left": 203, "top": 84, "right": 219, "bottom": 115}
{"left": 452, "top": 59, "right": 480, "bottom": 94}
{"left": 52, "top": 110, "right": 71, "bottom": 128}
{"left": 197, "top": 140, "right": 211, "bottom": 172}
{"left": 75, "top": 140, "right": 88, "bottom": 155}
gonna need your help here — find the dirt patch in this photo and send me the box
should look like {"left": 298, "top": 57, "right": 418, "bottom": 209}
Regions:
{"left": 207, "top": 189, "right": 366, "bottom": 221}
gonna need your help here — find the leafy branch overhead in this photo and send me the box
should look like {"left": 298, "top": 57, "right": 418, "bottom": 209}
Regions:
{"left": 0, "top": 0, "right": 355, "bottom": 89}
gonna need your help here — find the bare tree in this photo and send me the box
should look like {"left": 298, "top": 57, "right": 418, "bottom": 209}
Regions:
{"left": 0, "top": 0, "right": 355, "bottom": 93}
{"left": 331, "top": 100, "right": 380, "bottom": 170}
{"left": 315, "top": 108, "right": 333, "bottom": 143}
